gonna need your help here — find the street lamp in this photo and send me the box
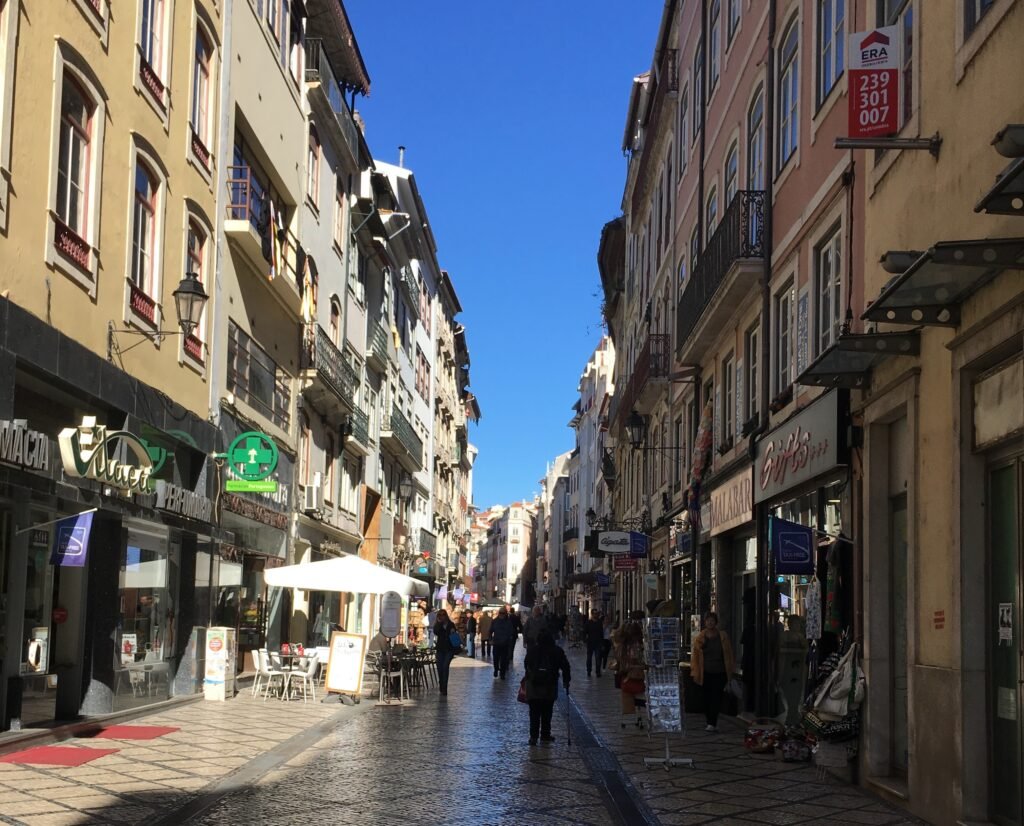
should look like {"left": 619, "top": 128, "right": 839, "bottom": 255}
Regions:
{"left": 107, "top": 272, "right": 209, "bottom": 361}
{"left": 398, "top": 475, "right": 414, "bottom": 500}
{"left": 627, "top": 410, "right": 647, "bottom": 450}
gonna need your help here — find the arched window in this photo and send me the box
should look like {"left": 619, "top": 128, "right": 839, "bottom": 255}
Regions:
{"left": 705, "top": 187, "right": 719, "bottom": 236}
{"left": 747, "top": 87, "right": 765, "bottom": 189}
{"left": 778, "top": 20, "right": 799, "bottom": 166}
{"left": 185, "top": 218, "right": 207, "bottom": 360}
{"left": 57, "top": 74, "right": 93, "bottom": 238}
{"left": 725, "top": 143, "right": 739, "bottom": 205}
{"left": 191, "top": 26, "right": 213, "bottom": 157}
{"left": 330, "top": 298, "right": 341, "bottom": 344}
{"left": 306, "top": 124, "right": 320, "bottom": 201}
{"left": 131, "top": 161, "right": 159, "bottom": 297}
{"left": 709, "top": 0, "right": 721, "bottom": 92}
{"left": 692, "top": 46, "right": 703, "bottom": 137}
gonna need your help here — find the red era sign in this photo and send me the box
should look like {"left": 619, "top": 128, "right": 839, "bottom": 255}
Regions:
{"left": 848, "top": 27, "right": 899, "bottom": 139}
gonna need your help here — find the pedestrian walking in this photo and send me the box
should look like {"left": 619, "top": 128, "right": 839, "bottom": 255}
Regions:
{"left": 433, "top": 609, "right": 460, "bottom": 696}
{"left": 600, "top": 612, "right": 613, "bottom": 670}
{"left": 523, "top": 605, "right": 546, "bottom": 651}
{"left": 523, "top": 630, "right": 571, "bottom": 746}
{"left": 466, "top": 611, "right": 478, "bottom": 658}
{"left": 615, "top": 621, "right": 647, "bottom": 728}
{"left": 479, "top": 611, "right": 493, "bottom": 658}
{"left": 690, "top": 611, "right": 735, "bottom": 732}
{"left": 490, "top": 607, "right": 514, "bottom": 679}
{"left": 584, "top": 610, "right": 604, "bottom": 677}
{"left": 508, "top": 605, "right": 523, "bottom": 667}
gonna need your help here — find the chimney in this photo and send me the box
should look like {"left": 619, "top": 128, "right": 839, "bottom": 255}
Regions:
{"left": 398, "top": 145, "right": 406, "bottom": 168}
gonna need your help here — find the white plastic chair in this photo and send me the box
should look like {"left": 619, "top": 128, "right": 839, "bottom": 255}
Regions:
{"left": 251, "top": 648, "right": 269, "bottom": 696}
{"left": 286, "top": 655, "right": 319, "bottom": 703}
{"left": 258, "top": 649, "right": 287, "bottom": 702}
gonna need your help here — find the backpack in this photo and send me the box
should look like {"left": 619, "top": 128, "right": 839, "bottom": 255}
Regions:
{"left": 448, "top": 629, "right": 462, "bottom": 650}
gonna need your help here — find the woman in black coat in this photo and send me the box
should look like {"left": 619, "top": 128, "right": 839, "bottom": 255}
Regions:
{"left": 433, "top": 609, "right": 459, "bottom": 696}
{"left": 523, "top": 630, "right": 571, "bottom": 745}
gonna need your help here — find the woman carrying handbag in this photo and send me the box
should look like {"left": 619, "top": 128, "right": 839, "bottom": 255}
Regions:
{"left": 691, "top": 611, "right": 736, "bottom": 732}
{"left": 616, "top": 622, "right": 647, "bottom": 729}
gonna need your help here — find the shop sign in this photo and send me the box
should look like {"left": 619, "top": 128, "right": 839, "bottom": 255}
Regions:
{"left": 709, "top": 468, "right": 753, "bottom": 537}
{"left": 595, "top": 573, "right": 610, "bottom": 587}
{"left": 848, "top": 27, "right": 900, "bottom": 139}
{"left": 628, "top": 532, "right": 649, "bottom": 558}
{"left": 754, "top": 390, "right": 842, "bottom": 504}
{"left": 597, "top": 531, "right": 631, "bottom": 555}
{"left": 0, "top": 419, "right": 50, "bottom": 472}
{"left": 613, "top": 556, "right": 639, "bottom": 572}
{"left": 58, "top": 417, "right": 154, "bottom": 493}
{"left": 223, "top": 431, "right": 279, "bottom": 481}
{"left": 222, "top": 492, "right": 289, "bottom": 530}
{"left": 50, "top": 510, "right": 95, "bottom": 568}
{"left": 225, "top": 479, "right": 278, "bottom": 492}
{"left": 769, "top": 516, "right": 815, "bottom": 575}
{"left": 154, "top": 480, "right": 213, "bottom": 523}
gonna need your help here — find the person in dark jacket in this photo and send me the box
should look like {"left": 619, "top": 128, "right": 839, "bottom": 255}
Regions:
{"left": 523, "top": 630, "right": 571, "bottom": 745}
{"left": 584, "top": 610, "right": 605, "bottom": 677}
{"left": 489, "top": 607, "right": 514, "bottom": 679}
{"left": 433, "top": 609, "right": 459, "bottom": 696}
{"left": 507, "top": 605, "right": 523, "bottom": 668}
{"left": 466, "top": 612, "right": 478, "bottom": 659}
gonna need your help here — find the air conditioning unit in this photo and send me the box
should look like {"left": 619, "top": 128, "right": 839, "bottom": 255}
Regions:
{"left": 303, "top": 472, "right": 323, "bottom": 515}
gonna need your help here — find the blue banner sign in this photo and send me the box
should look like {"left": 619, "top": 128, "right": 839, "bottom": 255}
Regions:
{"left": 51, "top": 511, "right": 95, "bottom": 568}
{"left": 629, "top": 531, "right": 649, "bottom": 558}
{"left": 770, "top": 516, "right": 815, "bottom": 575}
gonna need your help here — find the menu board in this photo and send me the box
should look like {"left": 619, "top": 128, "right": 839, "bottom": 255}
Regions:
{"left": 644, "top": 618, "right": 683, "bottom": 734}
{"left": 325, "top": 631, "right": 366, "bottom": 695}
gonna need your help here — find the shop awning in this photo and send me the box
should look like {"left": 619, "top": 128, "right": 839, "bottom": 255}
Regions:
{"left": 264, "top": 554, "right": 429, "bottom": 597}
{"left": 796, "top": 332, "right": 921, "bottom": 389}
{"left": 975, "top": 157, "right": 1024, "bottom": 216}
{"left": 862, "top": 239, "right": 1024, "bottom": 326}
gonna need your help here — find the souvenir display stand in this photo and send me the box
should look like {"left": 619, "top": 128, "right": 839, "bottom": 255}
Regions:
{"left": 642, "top": 618, "right": 694, "bottom": 770}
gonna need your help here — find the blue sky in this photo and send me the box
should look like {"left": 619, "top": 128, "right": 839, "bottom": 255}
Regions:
{"left": 346, "top": 2, "right": 663, "bottom": 509}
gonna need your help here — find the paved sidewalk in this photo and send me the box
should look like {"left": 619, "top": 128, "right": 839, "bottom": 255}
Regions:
{"left": 562, "top": 647, "right": 922, "bottom": 826}
{"left": 0, "top": 686, "right": 345, "bottom": 825}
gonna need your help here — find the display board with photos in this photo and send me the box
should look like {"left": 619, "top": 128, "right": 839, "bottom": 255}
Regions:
{"left": 643, "top": 618, "right": 684, "bottom": 733}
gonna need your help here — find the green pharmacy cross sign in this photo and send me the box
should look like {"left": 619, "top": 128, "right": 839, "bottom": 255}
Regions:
{"left": 221, "top": 431, "right": 279, "bottom": 493}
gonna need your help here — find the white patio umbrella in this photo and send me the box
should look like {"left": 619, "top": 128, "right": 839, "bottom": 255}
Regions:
{"left": 264, "top": 554, "right": 429, "bottom": 597}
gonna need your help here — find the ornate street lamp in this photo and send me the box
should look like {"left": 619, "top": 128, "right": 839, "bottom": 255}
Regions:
{"left": 107, "top": 272, "right": 209, "bottom": 361}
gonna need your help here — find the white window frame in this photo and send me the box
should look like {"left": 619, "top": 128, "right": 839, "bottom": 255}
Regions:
{"left": 123, "top": 142, "right": 168, "bottom": 334}
{"left": 747, "top": 86, "right": 765, "bottom": 190}
{"left": 709, "top": 0, "right": 722, "bottom": 94}
{"left": 778, "top": 19, "right": 799, "bottom": 169}
{"left": 725, "top": 142, "right": 739, "bottom": 205}
{"left": 745, "top": 323, "right": 760, "bottom": 423}
{"left": 187, "top": 11, "right": 218, "bottom": 181}
{"left": 180, "top": 205, "right": 213, "bottom": 372}
{"left": 0, "top": 0, "right": 16, "bottom": 229}
{"left": 722, "top": 353, "right": 735, "bottom": 447}
{"left": 815, "top": 225, "right": 843, "bottom": 355}
{"left": 135, "top": 0, "right": 172, "bottom": 122}
{"left": 692, "top": 47, "right": 703, "bottom": 141}
{"left": 45, "top": 44, "right": 107, "bottom": 294}
{"left": 306, "top": 123, "right": 320, "bottom": 207}
{"left": 705, "top": 186, "right": 719, "bottom": 237}
{"left": 774, "top": 280, "right": 794, "bottom": 396}
{"left": 817, "top": 0, "right": 845, "bottom": 106}
{"left": 72, "top": 0, "right": 111, "bottom": 45}
{"left": 727, "top": 0, "right": 741, "bottom": 44}
{"left": 678, "top": 85, "right": 689, "bottom": 171}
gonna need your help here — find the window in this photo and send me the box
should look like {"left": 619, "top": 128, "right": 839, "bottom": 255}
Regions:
{"left": 329, "top": 299, "right": 341, "bottom": 344}
{"left": 722, "top": 354, "right": 735, "bottom": 444}
{"left": 56, "top": 75, "right": 92, "bottom": 240}
{"left": 709, "top": 0, "right": 721, "bottom": 92}
{"left": 690, "top": 226, "right": 700, "bottom": 267}
{"left": 324, "top": 435, "right": 335, "bottom": 501}
{"left": 288, "top": 1, "right": 303, "bottom": 84}
{"left": 778, "top": 20, "right": 799, "bottom": 166}
{"left": 728, "top": 0, "right": 741, "bottom": 42}
{"left": 306, "top": 125, "right": 320, "bottom": 203}
{"left": 333, "top": 179, "right": 345, "bottom": 249}
{"left": 745, "top": 323, "right": 760, "bottom": 423}
{"left": 131, "top": 161, "right": 158, "bottom": 299}
{"left": 879, "top": 0, "right": 913, "bottom": 126}
{"left": 678, "top": 255, "right": 687, "bottom": 286}
{"left": 299, "top": 412, "right": 311, "bottom": 486}
{"left": 965, "top": 0, "right": 995, "bottom": 36}
{"left": 266, "top": 0, "right": 282, "bottom": 42}
{"left": 227, "top": 320, "right": 292, "bottom": 430}
{"left": 184, "top": 219, "right": 207, "bottom": 360}
{"left": 817, "top": 0, "right": 845, "bottom": 104}
{"left": 673, "top": 416, "right": 683, "bottom": 489}
{"left": 678, "top": 87, "right": 689, "bottom": 169}
{"left": 692, "top": 46, "right": 703, "bottom": 139}
{"left": 725, "top": 143, "right": 739, "bottom": 205}
{"left": 705, "top": 187, "right": 719, "bottom": 236}
{"left": 815, "top": 226, "right": 843, "bottom": 353}
{"left": 140, "top": 0, "right": 165, "bottom": 76}
{"left": 747, "top": 88, "right": 765, "bottom": 189}
{"left": 190, "top": 28, "right": 213, "bottom": 159}
{"left": 774, "top": 283, "right": 794, "bottom": 394}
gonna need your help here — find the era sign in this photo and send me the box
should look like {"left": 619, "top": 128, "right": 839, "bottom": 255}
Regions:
{"left": 848, "top": 27, "right": 899, "bottom": 138}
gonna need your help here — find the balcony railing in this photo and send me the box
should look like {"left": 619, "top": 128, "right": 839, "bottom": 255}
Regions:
{"left": 302, "top": 323, "right": 359, "bottom": 408}
{"left": 620, "top": 332, "right": 670, "bottom": 416}
{"left": 348, "top": 406, "right": 369, "bottom": 448}
{"left": 304, "top": 39, "right": 360, "bottom": 164}
{"left": 677, "top": 190, "right": 766, "bottom": 350}
{"left": 562, "top": 527, "right": 579, "bottom": 542}
{"left": 368, "top": 322, "right": 391, "bottom": 368}
{"left": 382, "top": 405, "right": 423, "bottom": 468}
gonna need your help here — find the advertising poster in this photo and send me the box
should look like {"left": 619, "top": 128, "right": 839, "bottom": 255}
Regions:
{"left": 325, "top": 631, "right": 366, "bottom": 695}
{"left": 50, "top": 511, "right": 94, "bottom": 568}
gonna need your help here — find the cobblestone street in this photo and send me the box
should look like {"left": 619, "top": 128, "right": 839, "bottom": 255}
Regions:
{"left": 0, "top": 646, "right": 926, "bottom": 825}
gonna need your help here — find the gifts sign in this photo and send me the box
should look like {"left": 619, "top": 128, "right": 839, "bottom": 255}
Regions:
{"left": 848, "top": 27, "right": 900, "bottom": 139}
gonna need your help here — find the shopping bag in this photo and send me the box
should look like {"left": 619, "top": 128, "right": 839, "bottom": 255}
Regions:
{"left": 517, "top": 678, "right": 528, "bottom": 704}
{"left": 726, "top": 677, "right": 744, "bottom": 700}
{"left": 621, "top": 677, "right": 646, "bottom": 696}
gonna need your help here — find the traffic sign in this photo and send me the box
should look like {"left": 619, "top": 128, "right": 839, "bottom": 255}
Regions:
{"left": 848, "top": 27, "right": 900, "bottom": 139}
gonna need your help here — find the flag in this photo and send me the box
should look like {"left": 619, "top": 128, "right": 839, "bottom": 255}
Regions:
{"left": 687, "top": 400, "right": 714, "bottom": 531}
{"left": 769, "top": 516, "right": 815, "bottom": 575}
{"left": 51, "top": 511, "right": 95, "bottom": 568}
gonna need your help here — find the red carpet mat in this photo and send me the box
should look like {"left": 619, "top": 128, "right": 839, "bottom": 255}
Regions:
{"left": 0, "top": 745, "right": 119, "bottom": 766}
{"left": 88, "top": 725, "right": 180, "bottom": 740}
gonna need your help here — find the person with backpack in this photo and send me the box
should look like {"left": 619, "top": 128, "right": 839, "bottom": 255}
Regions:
{"left": 489, "top": 607, "right": 514, "bottom": 679}
{"left": 433, "top": 608, "right": 460, "bottom": 696}
{"left": 523, "top": 630, "right": 571, "bottom": 745}
{"left": 466, "top": 611, "right": 478, "bottom": 658}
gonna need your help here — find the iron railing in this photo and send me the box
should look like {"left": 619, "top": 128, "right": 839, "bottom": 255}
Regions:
{"left": 348, "top": 406, "right": 369, "bottom": 447}
{"left": 225, "top": 165, "right": 301, "bottom": 289}
{"left": 369, "top": 322, "right": 390, "bottom": 365}
{"left": 677, "top": 190, "right": 766, "bottom": 350}
{"left": 303, "top": 39, "right": 360, "bottom": 162}
{"left": 385, "top": 406, "right": 423, "bottom": 464}
{"left": 619, "top": 333, "right": 671, "bottom": 418}
{"left": 302, "top": 324, "right": 359, "bottom": 408}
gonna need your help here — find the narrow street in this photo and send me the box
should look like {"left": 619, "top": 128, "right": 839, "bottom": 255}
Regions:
{"left": 0, "top": 647, "right": 921, "bottom": 825}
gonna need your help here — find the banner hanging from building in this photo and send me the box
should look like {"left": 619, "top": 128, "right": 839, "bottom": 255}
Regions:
{"left": 769, "top": 516, "right": 815, "bottom": 576}
{"left": 50, "top": 510, "right": 95, "bottom": 568}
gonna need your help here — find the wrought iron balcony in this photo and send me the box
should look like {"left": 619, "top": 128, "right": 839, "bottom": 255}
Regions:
{"left": 367, "top": 322, "right": 392, "bottom": 370}
{"left": 301, "top": 324, "right": 359, "bottom": 412}
{"left": 562, "top": 526, "right": 579, "bottom": 543}
{"left": 345, "top": 406, "right": 370, "bottom": 455}
{"left": 304, "top": 39, "right": 360, "bottom": 165}
{"left": 380, "top": 405, "right": 423, "bottom": 472}
{"left": 676, "top": 190, "right": 766, "bottom": 361}
{"left": 621, "top": 332, "right": 671, "bottom": 417}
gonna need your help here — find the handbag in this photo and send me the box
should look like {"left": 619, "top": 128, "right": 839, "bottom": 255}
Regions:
{"left": 517, "top": 678, "right": 528, "bottom": 704}
{"left": 726, "top": 677, "right": 744, "bottom": 700}
{"left": 621, "top": 677, "right": 645, "bottom": 696}
{"left": 448, "top": 629, "right": 463, "bottom": 649}
{"left": 812, "top": 642, "right": 865, "bottom": 720}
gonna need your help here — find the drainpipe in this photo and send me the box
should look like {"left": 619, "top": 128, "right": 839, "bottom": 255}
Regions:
{"left": 697, "top": 0, "right": 707, "bottom": 254}
{"left": 752, "top": 0, "right": 778, "bottom": 718}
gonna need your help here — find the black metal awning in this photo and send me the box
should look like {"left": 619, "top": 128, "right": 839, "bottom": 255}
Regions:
{"left": 796, "top": 332, "right": 921, "bottom": 389}
{"left": 975, "top": 157, "right": 1024, "bottom": 216}
{"left": 862, "top": 238, "right": 1024, "bottom": 326}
